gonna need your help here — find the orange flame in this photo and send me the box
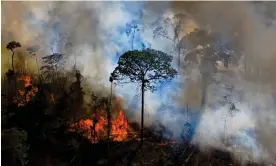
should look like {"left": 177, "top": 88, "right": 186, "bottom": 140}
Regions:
{"left": 111, "top": 111, "right": 128, "bottom": 141}
{"left": 17, "top": 75, "right": 38, "bottom": 106}
{"left": 17, "top": 76, "right": 31, "bottom": 87}
{"left": 70, "top": 98, "right": 132, "bottom": 143}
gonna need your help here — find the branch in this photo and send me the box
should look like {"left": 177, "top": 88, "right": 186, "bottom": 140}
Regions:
{"left": 158, "top": 33, "right": 176, "bottom": 44}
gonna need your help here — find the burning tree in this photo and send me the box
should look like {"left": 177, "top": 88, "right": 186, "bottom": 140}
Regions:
{"left": 111, "top": 48, "right": 177, "bottom": 146}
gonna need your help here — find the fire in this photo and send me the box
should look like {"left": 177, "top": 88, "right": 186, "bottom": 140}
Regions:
{"left": 17, "top": 75, "right": 38, "bottom": 106}
{"left": 111, "top": 111, "right": 128, "bottom": 141}
{"left": 70, "top": 97, "right": 132, "bottom": 143}
{"left": 17, "top": 75, "right": 31, "bottom": 87}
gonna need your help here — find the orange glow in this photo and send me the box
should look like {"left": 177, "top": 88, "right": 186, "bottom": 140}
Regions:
{"left": 17, "top": 75, "right": 38, "bottom": 106}
{"left": 70, "top": 97, "right": 133, "bottom": 143}
{"left": 17, "top": 75, "right": 31, "bottom": 87}
{"left": 111, "top": 111, "right": 128, "bottom": 141}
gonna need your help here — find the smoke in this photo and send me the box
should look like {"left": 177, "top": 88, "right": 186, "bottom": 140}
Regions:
{"left": 1, "top": 1, "right": 175, "bottom": 123}
{"left": 167, "top": 1, "right": 276, "bottom": 164}
{"left": 2, "top": 1, "right": 276, "bottom": 164}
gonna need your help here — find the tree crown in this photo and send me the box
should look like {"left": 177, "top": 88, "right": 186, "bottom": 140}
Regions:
{"left": 111, "top": 48, "right": 177, "bottom": 92}
{"left": 6, "top": 41, "right": 21, "bottom": 51}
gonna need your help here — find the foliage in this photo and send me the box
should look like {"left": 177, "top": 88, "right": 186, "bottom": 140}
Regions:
{"left": 6, "top": 41, "right": 21, "bottom": 51}
{"left": 180, "top": 28, "right": 243, "bottom": 108}
{"left": 26, "top": 45, "right": 40, "bottom": 56}
{"left": 153, "top": 13, "right": 187, "bottom": 70}
{"left": 181, "top": 28, "right": 242, "bottom": 70}
{"left": 40, "top": 53, "right": 65, "bottom": 82}
{"left": 153, "top": 13, "right": 186, "bottom": 44}
{"left": 6, "top": 41, "right": 22, "bottom": 72}
{"left": 125, "top": 23, "right": 140, "bottom": 50}
{"left": 111, "top": 48, "right": 177, "bottom": 92}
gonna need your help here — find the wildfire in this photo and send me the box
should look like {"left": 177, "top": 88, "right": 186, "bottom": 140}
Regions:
{"left": 70, "top": 97, "right": 132, "bottom": 143}
{"left": 17, "top": 75, "right": 38, "bottom": 106}
{"left": 17, "top": 75, "right": 31, "bottom": 87}
{"left": 111, "top": 111, "right": 128, "bottom": 141}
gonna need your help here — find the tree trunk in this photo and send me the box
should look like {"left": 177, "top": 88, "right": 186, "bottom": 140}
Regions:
{"left": 201, "top": 81, "right": 207, "bottom": 111}
{"left": 140, "top": 79, "right": 145, "bottom": 147}
{"left": 35, "top": 57, "right": 40, "bottom": 73}
{"left": 177, "top": 44, "right": 181, "bottom": 72}
{"left": 11, "top": 51, "right": 14, "bottom": 71}
{"left": 132, "top": 29, "right": 136, "bottom": 51}
{"left": 108, "top": 82, "right": 112, "bottom": 140}
{"left": 186, "top": 104, "right": 189, "bottom": 122}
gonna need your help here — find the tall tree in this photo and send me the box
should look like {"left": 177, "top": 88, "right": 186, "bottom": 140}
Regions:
{"left": 111, "top": 49, "right": 177, "bottom": 146}
{"left": 153, "top": 13, "right": 187, "bottom": 71}
{"left": 40, "top": 53, "right": 64, "bottom": 83}
{"left": 125, "top": 23, "right": 139, "bottom": 50}
{"left": 6, "top": 41, "right": 21, "bottom": 72}
{"left": 180, "top": 29, "right": 242, "bottom": 109}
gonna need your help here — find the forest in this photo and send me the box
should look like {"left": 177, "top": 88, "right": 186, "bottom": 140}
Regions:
{"left": 2, "top": 1, "right": 276, "bottom": 166}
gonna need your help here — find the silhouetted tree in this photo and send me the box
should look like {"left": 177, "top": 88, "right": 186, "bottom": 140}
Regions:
{"left": 125, "top": 23, "right": 139, "bottom": 50}
{"left": 27, "top": 45, "right": 40, "bottom": 73}
{"left": 6, "top": 41, "right": 21, "bottom": 72}
{"left": 40, "top": 53, "right": 64, "bottom": 83}
{"left": 68, "top": 70, "right": 85, "bottom": 122}
{"left": 153, "top": 13, "right": 187, "bottom": 71}
{"left": 111, "top": 48, "right": 177, "bottom": 146}
{"left": 180, "top": 29, "right": 242, "bottom": 109}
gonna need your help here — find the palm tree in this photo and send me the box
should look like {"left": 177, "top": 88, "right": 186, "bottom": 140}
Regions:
{"left": 6, "top": 41, "right": 21, "bottom": 72}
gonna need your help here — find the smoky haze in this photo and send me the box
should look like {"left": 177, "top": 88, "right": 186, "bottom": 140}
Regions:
{"left": 2, "top": 1, "right": 276, "bottom": 165}
{"left": 170, "top": 1, "right": 276, "bottom": 165}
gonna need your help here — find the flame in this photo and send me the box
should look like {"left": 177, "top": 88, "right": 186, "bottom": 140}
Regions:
{"left": 111, "top": 111, "right": 128, "bottom": 141}
{"left": 17, "top": 75, "right": 31, "bottom": 87}
{"left": 17, "top": 75, "right": 38, "bottom": 106}
{"left": 70, "top": 97, "right": 133, "bottom": 143}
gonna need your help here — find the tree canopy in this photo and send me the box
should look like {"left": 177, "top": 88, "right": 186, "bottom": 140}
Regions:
{"left": 111, "top": 48, "right": 177, "bottom": 92}
{"left": 6, "top": 41, "right": 21, "bottom": 51}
